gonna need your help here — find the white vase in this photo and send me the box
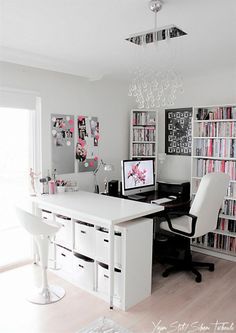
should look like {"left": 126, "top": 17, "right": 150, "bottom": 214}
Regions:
{"left": 57, "top": 186, "right": 65, "bottom": 193}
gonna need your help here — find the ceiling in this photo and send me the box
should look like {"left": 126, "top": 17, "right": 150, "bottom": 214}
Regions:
{"left": 0, "top": 0, "right": 236, "bottom": 80}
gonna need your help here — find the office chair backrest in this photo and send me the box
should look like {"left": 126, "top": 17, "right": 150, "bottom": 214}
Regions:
{"left": 190, "top": 172, "right": 230, "bottom": 238}
{"left": 16, "top": 207, "right": 60, "bottom": 236}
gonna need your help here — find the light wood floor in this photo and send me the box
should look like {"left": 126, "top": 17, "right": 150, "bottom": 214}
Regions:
{"left": 0, "top": 253, "right": 235, "bottom": 333}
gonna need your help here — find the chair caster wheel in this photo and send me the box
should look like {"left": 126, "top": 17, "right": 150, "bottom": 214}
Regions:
{"left": 209, "top": 264, "right": 214, "bottom": 272}
{"left": 162, "top": 271, "right": 169, "bottom": 278}
{"left": 195, "top": 276, "right": 202, "bottom": 283}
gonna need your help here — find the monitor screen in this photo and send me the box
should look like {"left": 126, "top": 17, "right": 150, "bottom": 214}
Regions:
{"left": 121, "top": 159, "right": 155, "bottom": 197}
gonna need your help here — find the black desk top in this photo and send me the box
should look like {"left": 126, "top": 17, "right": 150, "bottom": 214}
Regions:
{"left": 103, "top": 190, "right": 191, "bottom": 211}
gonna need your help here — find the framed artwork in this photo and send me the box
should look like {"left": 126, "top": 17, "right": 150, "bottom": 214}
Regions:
{"left": 165, "top": 108, "right": 192, "bottom": 156}
{"left": 76, "top": 115, "right": 99, "bottom": 172}
{"left": 51, "top": 114, "right": 75, "bottom": 174}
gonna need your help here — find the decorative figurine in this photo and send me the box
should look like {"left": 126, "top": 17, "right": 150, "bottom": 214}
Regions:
{"left": 29, "top": 168, "right": 40, "bottom": 195}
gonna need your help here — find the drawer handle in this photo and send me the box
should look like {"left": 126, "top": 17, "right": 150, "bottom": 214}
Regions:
{"left": 61, "top": 253, "right": 66, "bottom": 257}
{"left": 104, "top": 274, "right": 109, "bottom": 279}
{"left": 81, "top": 230, "right": 86, "bottom": 234}
{"left": 104, "top": 239, "right": 109, "bottom": 243}
{"left": 79, "top": 264, "right": 84, "bottom": 269}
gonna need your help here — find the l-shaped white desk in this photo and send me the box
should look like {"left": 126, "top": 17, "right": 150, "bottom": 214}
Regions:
{"left": 29, "top": 191, "right": 164, "bottom": 309}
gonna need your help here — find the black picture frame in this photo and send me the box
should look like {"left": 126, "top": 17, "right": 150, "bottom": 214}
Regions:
{"left": 165, "top": 108, "right": 192, "bottom": 156}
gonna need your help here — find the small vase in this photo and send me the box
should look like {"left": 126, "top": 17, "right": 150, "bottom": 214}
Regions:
{"left": 57, "top": 186, "right": 65, "bottom": 193}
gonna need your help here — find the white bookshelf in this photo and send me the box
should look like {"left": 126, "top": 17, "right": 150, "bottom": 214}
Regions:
{"left": 191, "top": 104, "right": 236, "bottom": 261}
{"left": 130, "top": 109, "right": 158, "bottom": 181}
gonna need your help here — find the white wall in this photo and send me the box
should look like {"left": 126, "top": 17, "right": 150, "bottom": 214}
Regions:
{"left": 1, "top": 61, "right": 235, "bottom": 190}
{"left": 0, "top": 61, "right": 132, "bottom": 192}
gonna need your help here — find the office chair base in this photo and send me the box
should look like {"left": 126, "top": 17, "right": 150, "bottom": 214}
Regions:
{"left": 27, "top": 285, "right": 65, "bottom": 304}
{"left": 162, "top": 261, "right": 214, "bottom": 283}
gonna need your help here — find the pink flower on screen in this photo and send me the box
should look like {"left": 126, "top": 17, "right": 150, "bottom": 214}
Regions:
{"left": 69, "top": 119, "right": 74, "bottom": 125}
{"left": 94, "top": 156, "right": 98, "bottom": 161}
{"left": 70, "top": 127, "right": 74, "bottom": 133}
{"left": 128, "top": 162, "right": 146, "bottom": 186}
{"left": 78, "top": 138, "right": 85, "bottom": 147}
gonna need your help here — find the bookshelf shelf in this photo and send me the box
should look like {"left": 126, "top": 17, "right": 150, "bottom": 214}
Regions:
{"left": 214, "top": 229, "right": 236, "bottom": 237}
{"left": 191, "top": 104, "right": 236, "bottom": 261}
{"left": 194, "top": 119, "right": 236, "bottom": 123}
{"left": 219, "top": 213, "right": 236, "bottom": 221}
{"left": 130, "top": 109, "right": 158, "bottom": 180}
{"left": 192, "top": 156, "right": 236, "bottom": 161}
{"left": 193, "top": 137, "right": 235, "bottom": 139}
{"left": 191, "top": 244, "right": 236, "bottom": 261}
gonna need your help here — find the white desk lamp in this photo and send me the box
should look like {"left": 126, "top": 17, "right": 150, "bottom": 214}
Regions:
{"left": 93, "top": 159, "right": 114, "bottom": 194}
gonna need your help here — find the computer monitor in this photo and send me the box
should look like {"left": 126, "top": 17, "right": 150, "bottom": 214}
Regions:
{"left": 121, "top": 158, "right": 155, "bottom": 199}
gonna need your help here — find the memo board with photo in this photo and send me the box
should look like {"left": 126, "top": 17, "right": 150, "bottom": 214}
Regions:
{"left": 165, "top": 108, "right": 192, "bottom": 156}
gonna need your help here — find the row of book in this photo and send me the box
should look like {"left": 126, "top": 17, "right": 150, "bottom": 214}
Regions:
{"left": 217, "top": 218, "right": 236, "bottom": 233}
{"left": 226, "top": 183, "right": 236, "bottom": 198}
{"left": 196, "top": 106, "right": 236, "bottom": 120}
{"left": 195, "top": 159, "right": 236, "bottom": 180}
{"left": 193, "top": 233, "right": 236, "bottom": 253}
{"left": 132, "top": 143, "right": 155, "bottom": 156}
{"left": 132, "top": 112, "right": 156, "bottom": 126}
{"left": 196, "top": 121, "right": 236, "bottom": 137}
{"left": 195, "top": 138, "right": 236, "bottom": 158}
{"left": 222, "top": 199, "right": 236, "bottom": 216}
{"left": 132, "top": 128, "right": 156, "bottom": 142}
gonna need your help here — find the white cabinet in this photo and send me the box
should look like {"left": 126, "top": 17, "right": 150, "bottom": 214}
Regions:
{"left": 74, "top": 221, "right": 95, "bottom": 258}
{"left": 72, "top": 253, "right": 94, "bottom": 291}
{"left": 55, "top": 215, "right": 73, "bottom": 249}
{"left": 97, "top": 262, "right": 122, "bottom": 300}
{"left": 56, "top": 245, "right": 73, "bottom": 274}
{"left": 50, "top": 216, "right": 153, "bottom": 310}
{"left": 95, "top": 228, "right": 122, "bottom": 269}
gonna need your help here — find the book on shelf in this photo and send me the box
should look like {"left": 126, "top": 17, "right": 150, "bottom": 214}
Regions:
{"left": 217, "top": 218, "right": 236, "bottom": 233}
{"left": 195, "top": 159, "right": 235, "bottom": 180}
{"left": 196, "top": 106, "right": 236, "bottom": 121}
{"left": 195, "top": 138, "right": 236, "bottom": 158}
{"left": 132, "top": 143, "right": 155, "bottom": 156}
{"left": 132, "top": 111, "right": 156, "bottom": 126}
{"left": 193, "top": 233, "right": 236, "bottom": 254}
{"left": 133, "top": 127, "right": 155, "bottom": 142}
{"left": 196, "top": 121, "right": 236, "bottom": 137}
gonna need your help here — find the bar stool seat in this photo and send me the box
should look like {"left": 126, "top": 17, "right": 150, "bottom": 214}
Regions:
{"left": 16, "top": 207, "right": 65, "bottom": 304}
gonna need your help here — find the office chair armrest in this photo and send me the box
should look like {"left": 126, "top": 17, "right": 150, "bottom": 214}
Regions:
{"left": 163, "top": 212, "right": 197, "bottom": 237}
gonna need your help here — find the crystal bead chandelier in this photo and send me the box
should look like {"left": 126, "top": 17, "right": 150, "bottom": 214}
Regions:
{"left": 126, "top": 0, "right": 187, "bottom": 109}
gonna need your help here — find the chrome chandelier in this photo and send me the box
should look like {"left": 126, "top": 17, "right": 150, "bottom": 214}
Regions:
{"left": 126, "top": 0, "right": 187, "bottom": 109}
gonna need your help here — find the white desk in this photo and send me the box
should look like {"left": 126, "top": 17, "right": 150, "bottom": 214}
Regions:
{"left": 31, "top": 191, "right": 164, "bottom": 309}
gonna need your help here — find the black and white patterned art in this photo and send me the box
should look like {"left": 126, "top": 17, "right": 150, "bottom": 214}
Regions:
{"left": 165, "top": 108, "right": 192, "bottom": 156}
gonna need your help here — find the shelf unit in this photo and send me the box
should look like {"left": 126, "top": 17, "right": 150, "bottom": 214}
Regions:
{"left": 43, "top": 211, "right": 153, "bottom": 310}
{"left": 191, "top": 104, "right": 236, "bottom": 261}
{"left": 130, "top": 109, "right": 158, "bottom": 180}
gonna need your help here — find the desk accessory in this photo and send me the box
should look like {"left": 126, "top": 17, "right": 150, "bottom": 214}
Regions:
{"left": 93, "top": 159, "right": 114, "bottom": 193}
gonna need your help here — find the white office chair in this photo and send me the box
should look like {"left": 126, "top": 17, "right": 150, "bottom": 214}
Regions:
{"left": 160, "top": 172, "right": 230, "bottom": 282}
{"left": 16, "top": 207, "right": 65, "bottom": 304}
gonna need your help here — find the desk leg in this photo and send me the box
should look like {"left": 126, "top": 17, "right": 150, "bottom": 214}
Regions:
{"left": 109, "top": 225, "right": 114, "bottom": 309}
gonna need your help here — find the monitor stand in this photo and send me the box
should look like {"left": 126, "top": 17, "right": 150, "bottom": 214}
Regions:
{"left": 127, "top": 194, "right": 146, "bottom": 201}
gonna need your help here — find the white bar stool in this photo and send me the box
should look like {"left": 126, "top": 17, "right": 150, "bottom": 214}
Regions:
{"left": 16, "top": 207, "right": 65, "bottom": 304}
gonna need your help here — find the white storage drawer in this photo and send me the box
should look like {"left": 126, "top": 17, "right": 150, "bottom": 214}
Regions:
{"left": 97, "top": 262, "right": 122, "bottom": 299}
{"left": 95, "top": 228, "right": 122, "bottom": 268}
{"left": 74, "top": 221, "right": 95, "bottom": 258}
{"left": 42, "top": 210, "right": 53, "bottom": 221}
{"left": 56, "top": 245, "right": 73, "bottom": 274}
{"left": 72, "top": 253, "right": 94, "bottom": 290}
{"left": 55, "top": 215, "right": 72, "bottom": 249}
